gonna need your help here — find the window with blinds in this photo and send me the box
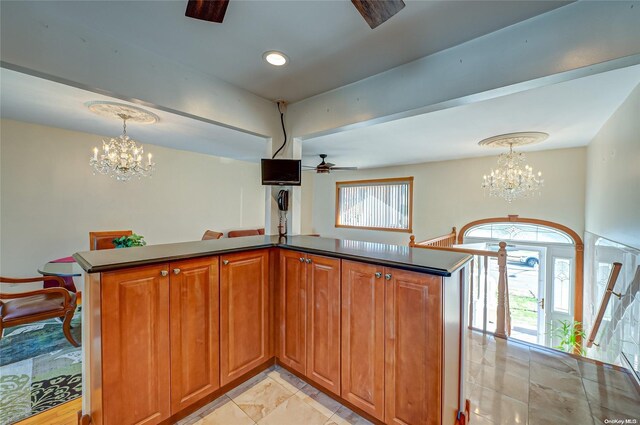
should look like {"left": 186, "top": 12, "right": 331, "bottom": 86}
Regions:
{"left": 335, "top": 177, "right": 413, "bottom": 232}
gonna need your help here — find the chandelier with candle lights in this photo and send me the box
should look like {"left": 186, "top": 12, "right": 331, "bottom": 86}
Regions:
{"left": 87, "top": 102, "right": 159, "bottom": 182}
{"left": 479, "top": 132, "right": 547, "bottom": 203}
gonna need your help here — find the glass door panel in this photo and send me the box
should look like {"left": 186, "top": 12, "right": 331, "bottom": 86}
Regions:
{"left": 546, "top": 246, "right": 576, "bottom": 348}
{"left": 505, "top": 244, "right": 545, "bottom": 345}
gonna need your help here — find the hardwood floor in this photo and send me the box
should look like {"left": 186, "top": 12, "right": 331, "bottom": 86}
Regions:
{"left": 15, "top": 398, "right": 81, "bottom": 425}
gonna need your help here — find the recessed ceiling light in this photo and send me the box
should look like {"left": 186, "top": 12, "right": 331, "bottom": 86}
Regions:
{"left": 263, "top": 51, "right": 288, "bottom": 66}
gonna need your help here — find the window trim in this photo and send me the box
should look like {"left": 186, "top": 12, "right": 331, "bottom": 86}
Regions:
{"left": 334, "top": 176, "right": 414, "bottom": 233}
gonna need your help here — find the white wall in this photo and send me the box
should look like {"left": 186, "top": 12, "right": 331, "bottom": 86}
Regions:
{"left": 585, "top": 84, "right": 640, "bottom": 250}
{"left": 306, "top": 147, "right": 586, "bottom": 246}
{"left": 300, "top": 169, "right": 315, "bottom": 235}
{"left": 0, "top": 119, "right": 265, "bottom": 278}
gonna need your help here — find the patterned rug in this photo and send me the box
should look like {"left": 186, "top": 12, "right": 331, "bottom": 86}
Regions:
{"left": 0, "top": 314, "right": 82, "bottom": 425}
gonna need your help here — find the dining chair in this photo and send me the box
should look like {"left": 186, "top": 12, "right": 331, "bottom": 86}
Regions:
{"left": 227, "top": 228, "right": 265, "bottom": 238}
{"left": 202, "top": 230, "right": 224, "bottom": 240}
{"left": 89, "top": 230, "right": 133, "bottom": 250}
{"left": 0, "top": 276, "right": 79, "bottom": 346}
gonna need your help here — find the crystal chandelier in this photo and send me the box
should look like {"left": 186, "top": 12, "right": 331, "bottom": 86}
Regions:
{"left": 89, "top": 111, "right": 156, "bottom": 182}
{"left": 479, "top": 132, "right": 546, "bottom": 203}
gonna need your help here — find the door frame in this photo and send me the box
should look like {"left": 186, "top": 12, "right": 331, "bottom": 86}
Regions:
{"left": 458, "top": 215, "right": 584, "bottom": 344}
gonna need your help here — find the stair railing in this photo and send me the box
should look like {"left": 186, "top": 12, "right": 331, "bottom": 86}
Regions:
{"left": 586, "top": 262, "right": 623, "bottom": 348}
{"left": 409, "top": 227, "right": 457, "bottom": 248}
{"left": 410, "top": 234, "right": 511, "bottom": 337}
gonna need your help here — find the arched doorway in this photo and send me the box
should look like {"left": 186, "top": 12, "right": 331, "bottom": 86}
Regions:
{"left": 459, "top": 215, "right": 584, "bottom": 346}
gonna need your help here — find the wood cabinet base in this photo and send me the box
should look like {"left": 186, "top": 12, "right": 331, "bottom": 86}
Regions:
{"left": 63, "top": 362, "right": 272, "bottom": 425}
{"left": 80, "top": 358, "right": 388, "bottom": 425}
{"left": 83, "top": 249, "right": 465, "bottom": 425}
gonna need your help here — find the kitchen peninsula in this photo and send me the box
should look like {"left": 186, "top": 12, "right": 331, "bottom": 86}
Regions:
{"left": 74, "top": 235, "right": 472, "bottom": 425}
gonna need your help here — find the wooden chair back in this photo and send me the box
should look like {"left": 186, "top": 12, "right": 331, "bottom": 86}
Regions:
{"left": 202, "top": 230, "right": 224, "bottom": 240}
{"left": 227, "top": 228, "right": 265, "bottom": 238}
{"left": 89, "top": 230, "right": 133, "bottom": 250}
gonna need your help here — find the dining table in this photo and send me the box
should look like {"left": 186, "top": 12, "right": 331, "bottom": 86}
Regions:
{"left": 38, "top": 256, "right": 83, "bottom": 294}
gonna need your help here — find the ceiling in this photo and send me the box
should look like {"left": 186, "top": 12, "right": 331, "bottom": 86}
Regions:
{"left": 301, "top": 65, "right": 640, "bottom": 169}
{"left": 2, "top": 64, "right": 638, "bottom": 169}
{"left": 2, "top": 1, "right": 635, "bottom": 171}
{"left": 0, "top": 68, "right": 268, "bottom": 162}
{"left": 16, "top": 0, "right": 571, "bottom": 102}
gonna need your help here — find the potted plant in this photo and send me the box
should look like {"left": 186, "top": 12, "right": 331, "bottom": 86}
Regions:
{"left": 112, "top": 233, "right": 147, "bottom": 248}
{"left": 549, "top": 320, "right": 586, "bottom": 355}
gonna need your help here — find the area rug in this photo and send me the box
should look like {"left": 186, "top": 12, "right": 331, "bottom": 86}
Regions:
{"left": 0, "top": 315, "right": 82, "bottom": 425}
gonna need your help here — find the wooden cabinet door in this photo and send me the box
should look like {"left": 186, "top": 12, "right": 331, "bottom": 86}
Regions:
{"left": 102, "top": 264, "right": 171, "bottom": 425}
{"left": 169, "top": 257, "right": 219, "bottom": 414}
{"left": 306, "top": 254, "right": 341, "bottom": 396}
{"left": 278, "top": 250, "right": 307, "bottom": 374}
{"left": 341, "top": 260, "right": 385, "bottom": 420}
{"left": 385, "top": 268, "right": 442, "bottom": 425}
{"left": 220, "top": 250, "right": 270, "bottom": 385}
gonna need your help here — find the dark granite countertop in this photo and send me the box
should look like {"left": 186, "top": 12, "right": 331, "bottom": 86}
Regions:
{"left": 73, "top": 235, "right": 471, "bottom": 277}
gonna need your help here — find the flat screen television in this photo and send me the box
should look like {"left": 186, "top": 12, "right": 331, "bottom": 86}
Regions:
{"left": 261, "top": 159, "right": 301, "bottom": 186}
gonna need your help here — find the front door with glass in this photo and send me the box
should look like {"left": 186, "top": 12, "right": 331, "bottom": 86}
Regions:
{"left": 463, "top": 222, "right": 577, "bottom": 349}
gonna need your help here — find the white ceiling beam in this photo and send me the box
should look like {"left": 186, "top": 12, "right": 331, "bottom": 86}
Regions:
{"left": 0, "top": 1, "right": 280, "bottom": 139}
{"left": 288, "top": 1, "right": 640, "bottom": 140}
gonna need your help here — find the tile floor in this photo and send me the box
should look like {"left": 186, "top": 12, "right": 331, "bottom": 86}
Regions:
{"left": 176, "top": 332, "right": 640, "bottom": 425}
{"left": 466, "top": 331, "right": 640, "bottom": 425}
{"left": 176, "top": 366, "right": 371, "bottom": 425}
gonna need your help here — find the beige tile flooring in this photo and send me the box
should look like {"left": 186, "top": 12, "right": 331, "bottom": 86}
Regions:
{"left": 176, "top": 366, "right": 372, "bottom": 425}
{"left": 177, "top": 332, "right": 640, "bottom": 425}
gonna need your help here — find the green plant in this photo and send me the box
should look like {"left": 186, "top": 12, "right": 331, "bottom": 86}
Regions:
{"left": 549, "top": 320, "right": 586, "bottom": 355}
{"left": 113, "top": 233, "right": 147, "bottom": 248}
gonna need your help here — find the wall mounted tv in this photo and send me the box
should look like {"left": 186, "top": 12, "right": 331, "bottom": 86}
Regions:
{"left": 261, "top": 159, "right": 301, "bottom": 186}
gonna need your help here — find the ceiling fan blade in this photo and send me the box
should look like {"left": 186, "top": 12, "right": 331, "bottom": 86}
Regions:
{"left": 351, "top": 0, "right": 405, "bottom": 29}
{"left": 325, "top": 162, "right": 336, "bottom": 167}
{"left": 185, "top": 0, "right": 229, "bottom": 23}
{"left": 330, "top": 167, "right": 358, "bottom": 170}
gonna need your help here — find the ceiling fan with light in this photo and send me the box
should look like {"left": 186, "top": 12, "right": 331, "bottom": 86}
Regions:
{"left": 304, "top": 154, "right": 358, "bottom": 174}
{"left": 185, "top": 0, "right": 406, "bottom": 29}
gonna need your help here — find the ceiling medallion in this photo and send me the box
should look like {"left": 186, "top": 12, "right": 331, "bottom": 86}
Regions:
{"left": 86, "top": 101, "right": 159, "bottom": 182}
{"left": 478, "top": 131, "right": 548, "bottom": 148}
{"left": 86, "top": 101, "right": 160, "bottom": 124}
{"left": 479, "top": 132, "right": 547, "bottom": 203}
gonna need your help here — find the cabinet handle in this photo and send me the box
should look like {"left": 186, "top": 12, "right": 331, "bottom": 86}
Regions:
{"left": 160, "top": 270, "right": 169, "bottom": 277}
{"left": 173, "top": 268, "right": 181, "bottom": 275}
{"left": 305, "top": 258, "right": 312, "bottom": 264}
{"left": 299, "top": 257, "right": 305, "bottom": 262}
{"left": 375, "top": 272, "right": 382, "bottom": 279}
{"left": 385, "top": 273, "right": 392, "bottom": 280}
{"left": 223, "top": 260, "right": 229, "bottom": 265}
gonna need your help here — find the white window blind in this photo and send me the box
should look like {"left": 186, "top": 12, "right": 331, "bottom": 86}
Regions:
{"left": 336, "top": 177, "right": 413, "bottom": 232}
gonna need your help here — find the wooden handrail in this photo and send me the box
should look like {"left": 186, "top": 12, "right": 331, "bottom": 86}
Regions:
{"left": 586, "top": 262, "right": 623, "bottom": 348}
{"left": 409, "top": 227, "right": 456, "bottom": 248}
{"left": 410, "top": 242, "right": 498, "bottom": 258}
{"left": 411, "top": 237, "right": 509, "bottom": 337}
